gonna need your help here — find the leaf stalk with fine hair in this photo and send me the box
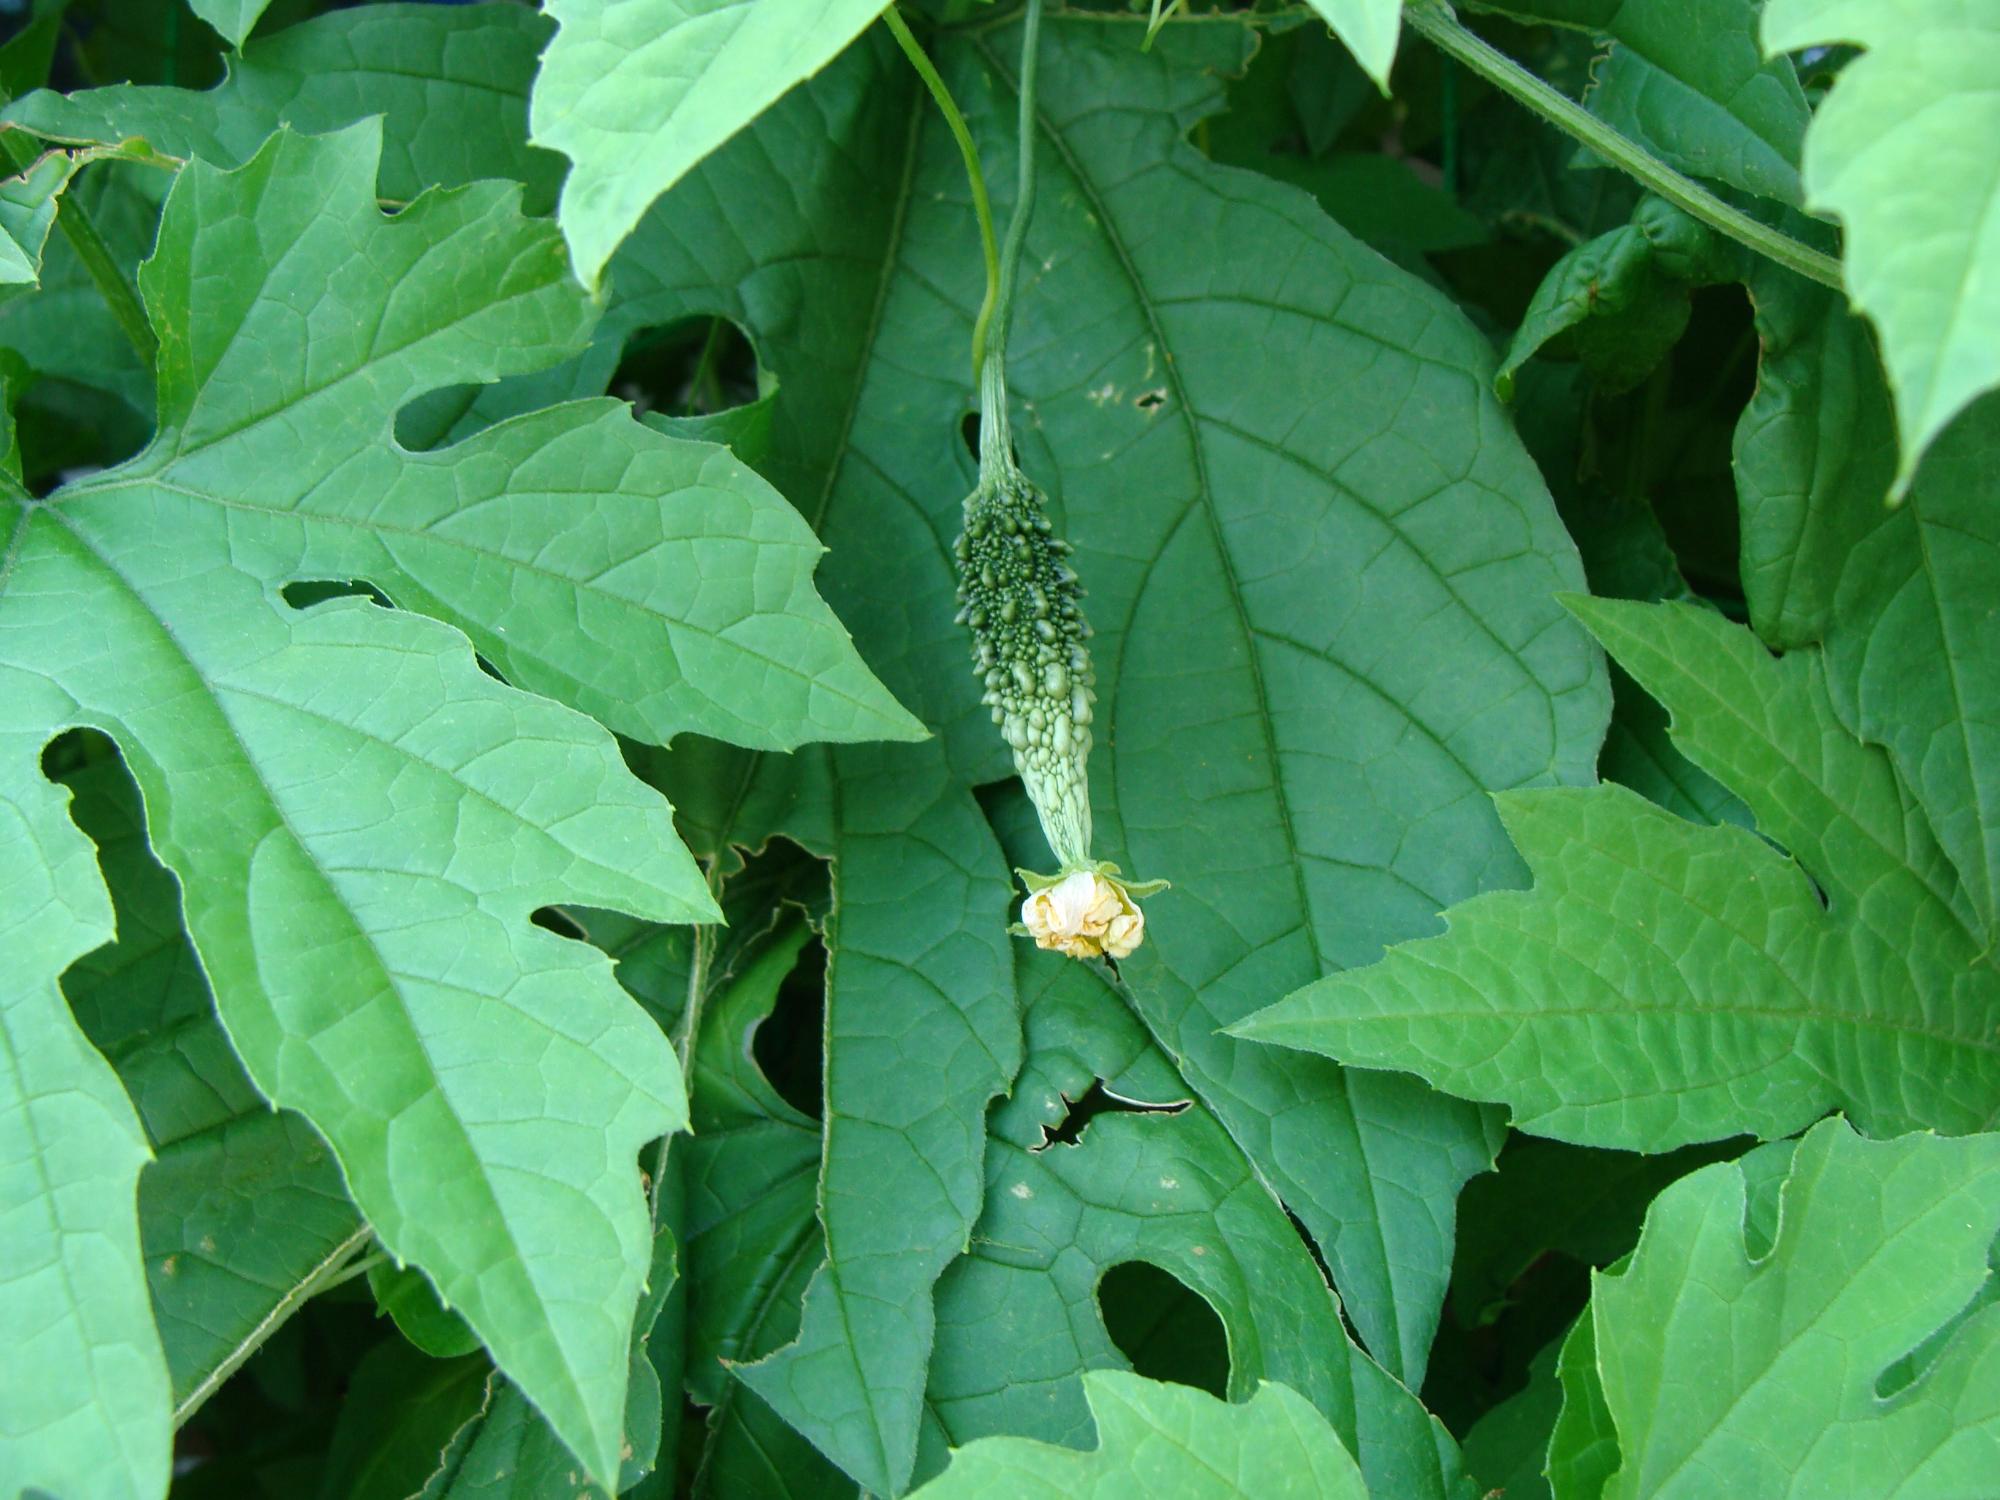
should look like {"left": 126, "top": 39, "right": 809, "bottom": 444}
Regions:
{"left": 1402, "top": 0, "right": 1843, "bottom": 291}
{"left": 0, "top": 131, "right": 159, "bottom": 365}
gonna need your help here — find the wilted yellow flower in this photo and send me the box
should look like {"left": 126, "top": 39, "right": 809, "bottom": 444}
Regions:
{"left": 1021, "top": 868, "right": 1146, "bottom": 961}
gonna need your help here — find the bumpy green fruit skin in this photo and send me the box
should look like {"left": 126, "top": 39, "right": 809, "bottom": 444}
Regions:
{"left": 954, "top": 467, "right": 1095, "bottom": 869}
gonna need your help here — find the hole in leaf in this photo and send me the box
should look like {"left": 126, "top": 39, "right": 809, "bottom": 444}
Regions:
{"left": 751, "top": 933, "right": 826, "bottom": 1120}
{"left": 1096, "top": 1261, "right": 1230, "bottom": 1399}
{"left": 280, "top": 578, "right": 391, "bottom": 612}
{"left": 1133, "top": 388, "right": 1166, "bottom": 412}
{"left": 530, "top": 906, "right": 588, "bottom": 942}
{"left": 1034, "top": 1079, "right": 1189, "bottom": 1151}
{"left": 612, "top": 314, "right": 759, "bottom": 421}
{"left": 960, "top": 410, "right": 981, "bottom": 462}
{"left": 39, "top": 728, "right": 209, "bottom": 1062}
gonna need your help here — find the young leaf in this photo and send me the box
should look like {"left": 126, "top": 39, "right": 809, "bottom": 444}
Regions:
{"left": 1235, "top": 599, "right": 2000, "bottom": 1149}
{"left": 0, "top": 741, "right": 170, "bottom": 1500}
{"left": 1, "top": 116, "right": 907, "bottom": 1484}
{"left": 1582, "top": 1118, "right": 2000, "bottom": 1497}
{"left": 909, "top": 1371, "right": 1369, "bottom": 1499}
{"left": 1762, "top": 0, "right": 2000, "bottom": 489}
{"left": 1737, "top": 270, "right": 2000, "bottom": 940}
{"left": 1495, "top": 196, "right": 1735, "bottom": 398}
{"left": 4, "top": 2, "right": 565, "bottom": 210}
{"left": 530, "top": 0, "right": 894, "bottom": 291}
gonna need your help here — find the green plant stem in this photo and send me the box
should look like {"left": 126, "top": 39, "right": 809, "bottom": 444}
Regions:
{"left": 0, "top": 131, "right": 159, "bottom": 365}
{"left": 978, "top": 0, "right": 1044, "bottom": 472}
{"left": 1402, "top": 0, "right": 1843, "bottom": 291}
{"left": 654, "top": 856, "right": 726, "bottom": 1225}
{"left": 884, "top": 5, "right": 1002, "bottom": 378}
{"left": 310, "top": 1247, "right": 390, "bottom": 1295}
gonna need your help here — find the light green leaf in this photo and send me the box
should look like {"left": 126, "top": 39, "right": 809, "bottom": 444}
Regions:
{"left": 1584, "top": 1118, "right": 2000, "bottom": 1497}
{"left": 1480, "top": 0, "right": 1810, "bottom": 204}
{"left": 4, "top": 3, "right": 565, "bottom": 211}
{"left": 187, "top": 0, "right": 272, "bottom": 49}
{"left": 1737, "top": 269, "right": 2000, "bottom": 940}
{"left": 1545, "top": 1311, "right": 1616, "bottom": 1500}
{"left": 910, "top": 1371, "right": 1368, "bottom": 1499}
{"left": 1303, "top": 0, "right": 1404, "bottom": 90}
{"left": 1236, "top": 599, "right": 2000, "bottom": 1148}
{"left": 0, "top": 116, "right": 895, "bottom": 1486}
{"left": 117, "top": 125, "right": 912, "bottom": 757}
{"left": 0, "top": 740, "right": 169, "bottom": 1500}
{"left": 1763, "top": 0, "right": 2000, "bottom": 490}
{"left": 530, "top": 0, "right": 894, "bottom": 291}
{"left": 609, "top": 8, "right": 1604, "bottom": 1408}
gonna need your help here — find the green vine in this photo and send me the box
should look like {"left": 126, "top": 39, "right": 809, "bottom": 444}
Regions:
{"left": 883, "top": 5, "right": 1003, "bottom": 377}
{"left": 1402, "top": 0, "right": 1843, "bottom": 291}
{"left": 978, "top": 0, "right": 1043, "bottom": 467}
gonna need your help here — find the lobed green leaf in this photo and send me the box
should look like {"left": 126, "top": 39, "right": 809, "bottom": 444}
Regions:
{"left": 1763, "top": 0, "right": 2000, "bottom": 489}
{"left": 531, "top": 0, "right": 895, "bottom": 291}
{"left": 1236, "top": 600, "right": 2000, "bottom": 1148}
{"left": 1581, "top": 1119, "right": 2000, "bottom": 1497}
{"left": 910, "top": 1371, "right": 1369, "bottom": 1499}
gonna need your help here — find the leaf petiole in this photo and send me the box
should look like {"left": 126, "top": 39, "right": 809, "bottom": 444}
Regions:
{"left": 1401, "top": 0, "right": 1843, "bottom": 291}
{"left": 0, "top": 129, "right": 160, "bottom": 365}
